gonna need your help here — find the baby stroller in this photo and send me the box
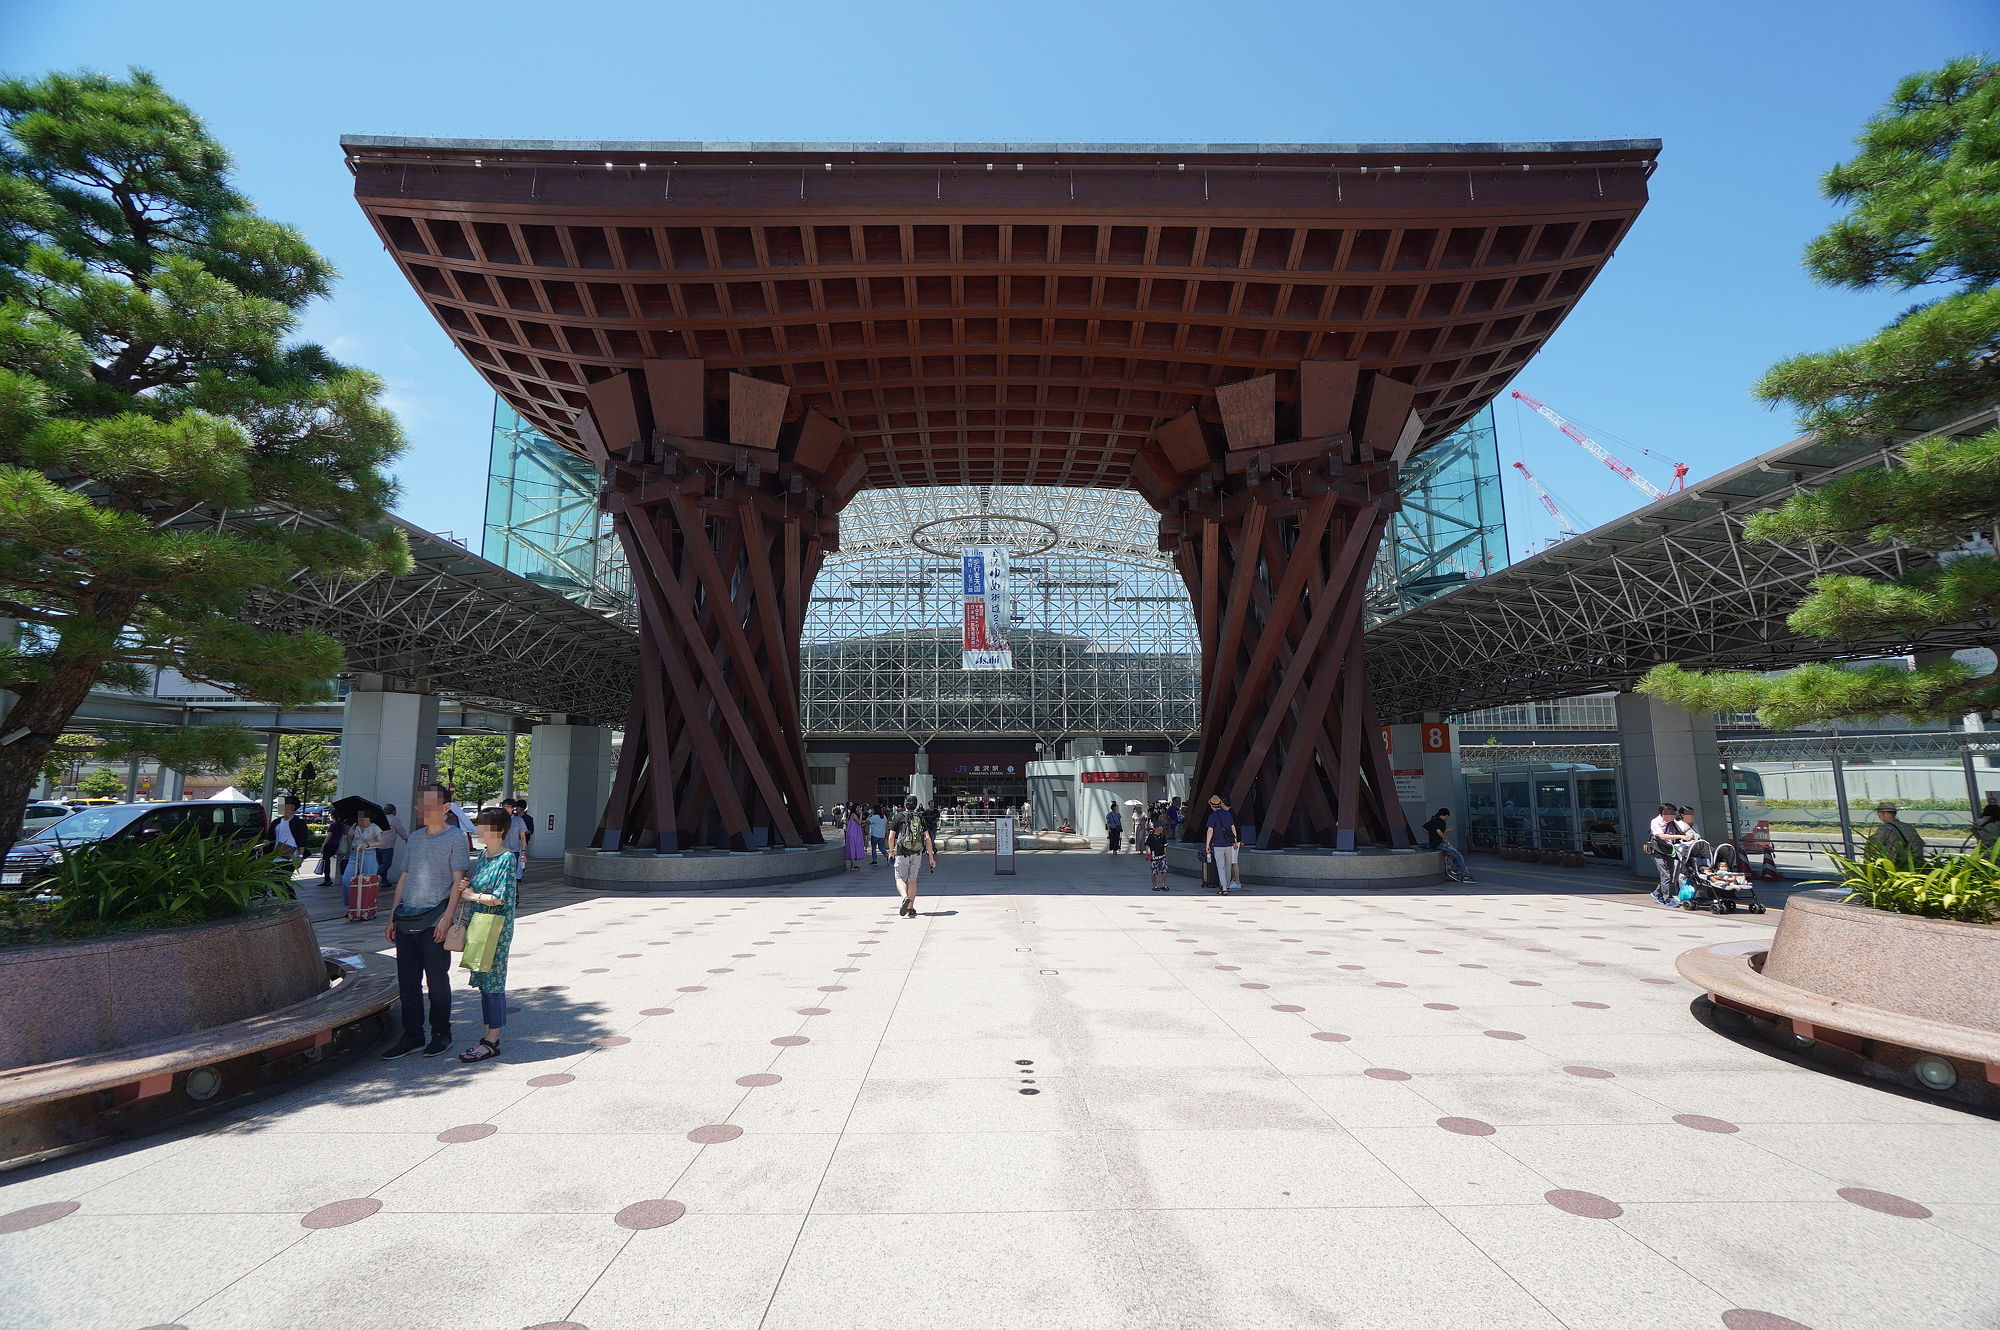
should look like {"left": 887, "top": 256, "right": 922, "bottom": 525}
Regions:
{"left": 1671, "top": 839, "right": 1767, "bottom": 915}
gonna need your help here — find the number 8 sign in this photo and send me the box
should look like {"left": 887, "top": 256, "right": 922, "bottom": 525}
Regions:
{"left": 1421, "top": 724, "right": 1451, "bottom": 753}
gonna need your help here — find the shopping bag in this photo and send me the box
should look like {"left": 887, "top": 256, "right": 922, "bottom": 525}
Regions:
{"left": 460, "top": 911, "right": 502, "bottom": 972}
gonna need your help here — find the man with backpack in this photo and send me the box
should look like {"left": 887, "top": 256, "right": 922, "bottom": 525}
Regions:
{"left": 887, "top": 796, "right": 935, "bottom": 918}
{"left": 921, "top": 799, "right": 943, "bottom": 871}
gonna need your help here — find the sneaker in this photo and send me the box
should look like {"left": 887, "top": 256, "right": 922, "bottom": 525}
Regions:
{"left": 422, "top": 1033, "right": 453, "bottom": 1056}
{"left": 381, "top": 1033, "right": 424, "bottom": 1060}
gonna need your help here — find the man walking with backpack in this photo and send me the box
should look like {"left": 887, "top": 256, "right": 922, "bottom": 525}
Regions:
{"left": 887, "top": 796, "right": 935, "bottom": 918}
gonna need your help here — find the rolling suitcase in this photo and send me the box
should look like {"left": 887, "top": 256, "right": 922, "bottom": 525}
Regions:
{"left": 345, "top": 849, "right": 381, "bottom": 921}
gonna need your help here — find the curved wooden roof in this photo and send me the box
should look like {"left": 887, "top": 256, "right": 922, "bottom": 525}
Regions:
{"left": 345, "top": 138, "right": 1656, "bottom": 489}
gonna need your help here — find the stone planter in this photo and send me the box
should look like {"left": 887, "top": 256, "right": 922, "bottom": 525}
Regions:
{"left": 1677, "top": 888, "right": 2000, "bottom": 1108}
{"left": 0, "top": 905, "right": 326, "bottom": 1071}
{"left": 1761, "top": 889, "right": 1997, "bottom": 1034}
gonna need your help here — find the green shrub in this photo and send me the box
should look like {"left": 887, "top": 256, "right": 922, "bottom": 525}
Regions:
{"left": 1830, "top": 843, "right": 2000, "bottom": 923}
{"left": 37, "top": 835, "right": 293, "bottom": 932}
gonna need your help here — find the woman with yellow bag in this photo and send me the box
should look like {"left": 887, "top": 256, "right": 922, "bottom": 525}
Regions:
{"left": 457, "top": 808, "right": 519, "bottom": 1064}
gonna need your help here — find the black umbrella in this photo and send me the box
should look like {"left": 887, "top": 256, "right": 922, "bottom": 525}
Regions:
{"left": 330, "top": 795, "right": 386, "bottom": 824}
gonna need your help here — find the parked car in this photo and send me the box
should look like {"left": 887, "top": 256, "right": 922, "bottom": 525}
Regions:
{"left": 17, "top": 802, "right": 75, "bottom": 836}
{"left": 2, "top": 800, "right": 268, "bottom": 891}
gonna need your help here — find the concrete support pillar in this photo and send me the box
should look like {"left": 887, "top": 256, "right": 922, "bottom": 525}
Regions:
{"left": 532, "top": 723, "right": 615, "bottom": 857}
{"left": 1615, "top": 691, "right": 1725, "bottom": 876}
{"left": 155, "top": 765, "right": 186, "bottom": 801}
{"left": 1386, "top": 721, "right": 1461, "bottom": 838}
{"left": 123, "top": 756, "right": 142, "bottom": 802}
{"left": 501, "top": 721, "right": 519, "bottom": 801}
{"left": 338, "top": 683, "right": 442, "bottom": 817}
{"left": 259, "top": 730, "right": 281, "bottom": 817}
{"left": 908, "top": 750, "right": 935, "bottom": 805}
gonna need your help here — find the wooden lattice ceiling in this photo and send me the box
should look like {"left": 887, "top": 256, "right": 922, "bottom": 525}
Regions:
{"left": 347, "top": 139, "right": 1657, "bottom": 489}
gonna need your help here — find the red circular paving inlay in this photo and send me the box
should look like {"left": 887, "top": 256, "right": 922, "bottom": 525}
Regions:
{"left": 1483, "top": 1030, "right": 1527, "bottom": 1041}
{"left": 614, "top": 1199, "right": 687, "bottom": 1230}
{"left": 1674, "top": 1114, "right": 1740, "bottom": 1134}
{"left": 1641, "top": 978, "right": 1679, "bottom": 986}
{"left": 797, "top": 1006, "right": 832, "bottom": 1015}
{"left": 1310, "top": 1032, "right": 1351, "bottom": 1042}
{"left": 302, "top": 1198, "right": 381, "bottom": 1229}
{"left": 1544, "top": 1189, "right": 1621, "bottom": 1219}
{"left": 1375, "top": 982, "right": 1408, "bottom": 989}
{"left": 523, "top": 1323, "right": 590, "bottom": 1330}
{"left": 1458, "top": 964, "right": 1488, "bottom": 970}
{"left": 1837, "top": 1187, "right": 1932, "bottom": 1218}
{"left": 771, "top": 1035, "right": 811, "bottom": 1046}
{"left": 1417, "top": 949, "right": 1443, "bottom": 955}
{"left": 818, "top": 985, "right": 847, "bottom": 992}
{"left": 1562, "top": 1066, "right": 1616, "bottom": 1079}
{"left": 527, "top": 1073, "right": 576, "bottom": 1087}
{"left": 1272, "top": 1004, "right": 1305, "bottom": 1013}
{"left": 1214, "top": 965, "right": 1241, "bottom": 972}
{"left": 640, "top": 1007, "right": 675, "bottom": 1016}
{"left": 1424, "top": 1003, "right": 1460, "bottom": 1011}
{"left": 0, "top": 1201, "right": 77, "bottom": 1233}
{"left": 1363, "top": 1067, "right": 1412, "bottom": 1080}
{"left": 1437, "top": 1117, "right": 1496, "bottom": 1136}
{"left": 1509, "top": 980, "right": 1543, "bottom": 987}
{"left": 737, "top": 1073, "right": 783, "bottom": 1087}
{"left": 1240, "top": 982, "right": 1270, "bottom": 990}
{"left": 436, "top": 1123, "right": 497, "bottom": 1144}
{"left": 1722, "top": 1311, "right": 1817, "bottom": 1330}
{"left": 1572, "top": 1001, "right": 1611, "bottom": 1010}
{"left": 592, "top": 1036, "right": 632, "bottom": 1047}
{"left": 677, "top": 986, "right": 707, "bottom": 993}
{"left": 582, "top": 968, "right": 609, "bottom": 974}
{"left": 688, "top": 1124, "right": 744, "bottom": 1144}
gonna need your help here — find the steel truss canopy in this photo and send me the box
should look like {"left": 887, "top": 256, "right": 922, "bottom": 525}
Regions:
{"left": 343, "top": 136, "right": 1658, "bottom": 492}
{"left": 205, "top": 506, "right": 637, "bottom": 725}
{"left": 1366, "top": 405, "right": 2000, "bottom": 721}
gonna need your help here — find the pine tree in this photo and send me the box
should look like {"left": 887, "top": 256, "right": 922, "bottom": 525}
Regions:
{"left": 1642, "top": 56, "right": 2000, "bottom": 728}
{"left": 0, "top": 71, "right": 408, "bottom": 848}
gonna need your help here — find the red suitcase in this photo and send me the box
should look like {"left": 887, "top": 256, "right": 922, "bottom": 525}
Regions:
{"left": 346, "top": 873, "right": 381, "bottom": 921}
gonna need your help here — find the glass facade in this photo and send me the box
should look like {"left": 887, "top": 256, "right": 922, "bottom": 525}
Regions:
{"left": 1366, "top": 407, "right": 1508, "bottom": 621}
{"left": 481, "top": 397, "right": 1508, "bottom": 740}
{"left": 483, "top": 400, "right": 632, "bottom": 621}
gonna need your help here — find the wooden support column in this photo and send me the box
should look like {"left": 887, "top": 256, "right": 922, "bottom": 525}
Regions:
{"left": 588, "top": 361, "right": 851, "bottom": 853}
{"left": 1154, "top": 364, "right": 1419, "bottom": 850}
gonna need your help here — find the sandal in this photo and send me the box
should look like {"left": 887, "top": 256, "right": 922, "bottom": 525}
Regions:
{"left": 458, "top": 1038, "right": 501, "bottom": 1063}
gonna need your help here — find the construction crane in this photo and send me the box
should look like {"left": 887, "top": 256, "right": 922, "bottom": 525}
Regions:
{"left": 1510, "top": 460, "right": 1581, "bottom": 547}
{"left": 1510, "top": 390, "right": 1689, "bottom": 500}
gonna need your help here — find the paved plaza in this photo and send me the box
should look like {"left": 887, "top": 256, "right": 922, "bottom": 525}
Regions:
{"left": 4, "top": 849, "right": 1998, "bottom": 1330}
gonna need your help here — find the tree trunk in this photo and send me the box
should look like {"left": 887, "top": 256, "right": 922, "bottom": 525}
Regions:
{"left": 0, "top": 593, "right": 140, "bottom": 857}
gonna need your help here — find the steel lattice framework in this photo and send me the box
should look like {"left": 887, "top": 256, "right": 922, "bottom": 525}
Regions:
{"left": 801, "top": 483, "right": 1197, "bottom": 740}
{"left": 210, "top": 506, "right": 637, "bottom": 725}
{"left": 1367, "top": 406, "right": 2000, "bottom": 721}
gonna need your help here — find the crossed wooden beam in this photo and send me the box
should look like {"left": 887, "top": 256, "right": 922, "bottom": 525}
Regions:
{"left": 579, "top": 360, "right": 860, "bottom": 852}
{"left": 1140, "top": 362, "right": 1421, "bottom": 850}
{"left": 581, "top": 356, "right": 1420, "bottom": 854}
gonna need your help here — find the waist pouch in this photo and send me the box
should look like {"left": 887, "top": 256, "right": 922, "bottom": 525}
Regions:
{"left": 394, "top": 901, "right": 449, "bottom": 935}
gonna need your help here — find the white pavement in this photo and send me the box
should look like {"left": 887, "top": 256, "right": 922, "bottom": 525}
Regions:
{"left": 3, "top": 848, "right": 1997, "bottom": 1330}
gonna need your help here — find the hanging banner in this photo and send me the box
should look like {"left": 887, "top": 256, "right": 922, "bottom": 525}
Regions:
{"left": 961, "top": 546, "right": 1013, "bottom": 670}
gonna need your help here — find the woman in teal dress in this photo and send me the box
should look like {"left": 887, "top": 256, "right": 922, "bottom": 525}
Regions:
{"left": 458, "top": 808, "right": 518, "bottom": 1063}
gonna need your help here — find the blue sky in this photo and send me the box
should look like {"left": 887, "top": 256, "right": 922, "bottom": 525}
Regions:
{"left": 10, "top": 0, "right": 1994, "bottom": 553}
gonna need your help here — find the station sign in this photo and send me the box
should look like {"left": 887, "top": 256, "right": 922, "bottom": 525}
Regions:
{"left": 1080, "top": 771, "right": 1148, "bottom": 784}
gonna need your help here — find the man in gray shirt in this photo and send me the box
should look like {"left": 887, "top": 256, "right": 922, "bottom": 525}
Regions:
{"left": 381, "top": 785, "right": 472, "bottom": 1059}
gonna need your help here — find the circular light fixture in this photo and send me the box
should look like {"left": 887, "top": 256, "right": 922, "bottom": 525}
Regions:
{"left": 910, "top": 514, "right": 1059, "bottom": 558}
{"left": 184, "top": 1067, "right": 223, "bottom": 1101}
{"left": 1913, "top": 1056, "right": 1959, "bottom": 1091}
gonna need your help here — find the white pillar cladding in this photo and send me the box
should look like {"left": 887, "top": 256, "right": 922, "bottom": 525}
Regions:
{"left": 338, "top": 679, "right": 442, "bottom": 816}
{"left": 1385, "top": 721, "right": 1462, "bottom": 837}
{"left": 1615, "top": 691, "right": 1726, "bottom": 876}
{"left": 907, "top": 750, "right": 935, "bottom": 804}
{"left": 155, "top": 765, "right": 186, "bottom": 801}
{"left": 532, "top": 722, "right": 615, "bottom": 856}
{"left": 1165, "top": 750, "right": 1194, "bottom": 802}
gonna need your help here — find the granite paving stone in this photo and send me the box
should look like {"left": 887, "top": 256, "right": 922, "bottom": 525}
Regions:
{"left": 4, "top": 848, "right": 1994, "bottom": 1329}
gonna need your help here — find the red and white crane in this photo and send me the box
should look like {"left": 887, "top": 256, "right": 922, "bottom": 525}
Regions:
{"left": 1510, "top": 460, "right": 1581, "bottom": 546}
{"left": 1510, "top": 390, "right": 1689, "bottom": 501}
